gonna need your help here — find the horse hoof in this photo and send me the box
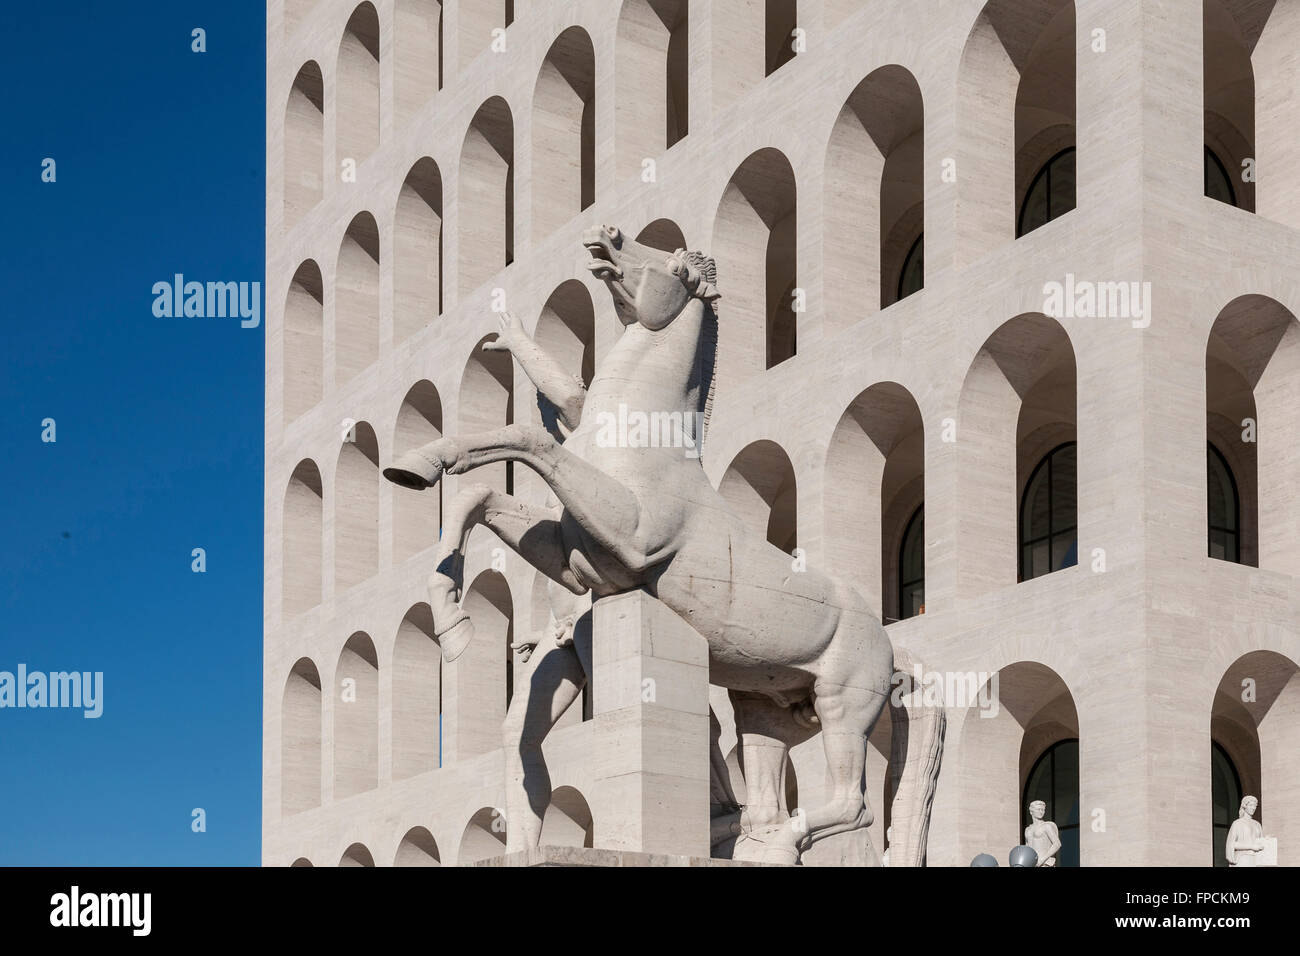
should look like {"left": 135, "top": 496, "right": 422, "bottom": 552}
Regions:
{"left": 383, "top": 449, "right": 444, "bottom": 490}
{"left": 732, "top": 823, "right": 800, "bottom": 866}
{"left": 439, "top": 615, "right": 475, "bottom": 662}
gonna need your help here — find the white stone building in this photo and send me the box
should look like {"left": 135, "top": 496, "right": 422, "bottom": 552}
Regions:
{"left": 264, "top": 0, "right": 1300, "bottom": 866}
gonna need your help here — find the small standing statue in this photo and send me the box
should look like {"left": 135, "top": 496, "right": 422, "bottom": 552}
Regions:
{"left": 1225, "top": 796, "right": 1267, "bottom": 867}
{"left": 1025, "top": 799, "right": 1061, "bottom": 867}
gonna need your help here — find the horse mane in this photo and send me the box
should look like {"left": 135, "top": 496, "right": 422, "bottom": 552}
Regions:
{"left": 679, "top": 249, "right": 719, "bottom": 461}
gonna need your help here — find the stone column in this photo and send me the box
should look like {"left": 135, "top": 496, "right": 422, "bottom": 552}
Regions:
{"left": 591, "top": 589, "right": 710, "bottom": 857}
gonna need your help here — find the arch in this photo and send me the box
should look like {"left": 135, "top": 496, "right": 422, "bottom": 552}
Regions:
{"left": 532, "top": 27, "right": 596, "bottom": 240}
{"left": 823, "top": 65, "right": 924, "bottom": 326}
{"left": 336, "top": 3, "right": 381, "bottom": 166}
{"left": 334, "top": 632, "right": 379, "bottom": 799}
{"left": 1212, "top": 650, "right": 1300, "bottom": 864}
{"left": 284, "top": 61, "right": 324, "bottom": 229}
{"left": 958, "top": 661, "right": 1079, "bottom": 865}
{"left": 281, "top": 657, "right": 322, "bottom": 814}
{"left": 824, "top": 382, "right": 925, "bottom": 621}
{"left": 898, "top": 505, "right": 925, "bottom": 620}
{"left": 339, "top": 842, "right": 376, "bottom": 866}
{"left": 1207, "top": 441, "right": 1240, "bottom": 563}
{"left": 1019, "top": 442, "right": 1078, "bottom": 582}
{"left": 1211, "top": 740, "right": 1243, "bottom": 867}
{"left": 615, "top": 0, "right": 688, "bottom": 182}
{"left": 393, "top": 381, "right": 443, "bottom": 562}
{"left": 290, "top": 857, "right": 313, "bottom": 866}
{"left": 635, "top": 218, "right": 687, "bottom": 252}
{"left": 533, "top": 280, "right": 595, "bottom": 432}
{"left": 1021, "top": 738, "right": 1080, "bottom": 866}
{"left": 957, "top": 313, "right": 1076, "bottom": 597}
{"left": 459, "top": 97, "right": 514, "bottom": 294}
{"left": 395, "top": 0, "right": 442, "bottom": 125}
{"left": 1203, "top": 0, "right": 1255, "bottom": 213}
{"left": 394, "top": 158, "right": 443, "bottom": 343}
{"left": 711, "top": 0, "right": 797, "bottom": 110}
{"left": 712, "top": 148, "right": 798, "bottom": 379}
{"left": 335, "top": 212, "right": 381, "bottom": 385}
{"left": 394, "top": 825, "right": 442, "bottom": 866}
{"left": 456, "top": 570, "right": 514, "bottom": 757}
{"left": 392, "top": 603, "right": 441, "bottom": 779}
{"left": 283, "top": 459, "right": 323, "bottom": 617}
{"left": 459, "top": 807, "right": 507, "bottom": 864}
{"left": 1017, "top": 146, "right": 1075, "bottom": 237}
{"left": 718, "top": 440, "right": 797, "bottom": 554}
{"left": 284, "top": 259, "right": 324, "bottom": 422}
{"left": 1205, "top": 144, "right": 1237, "bottom": 207}
{"left": 335, "top": 421, "right": 380, "bottom": 591}
{"left": 541, "top": 786, "right": 594, "bottom": 847}
{"left": 458, "top": 336, "right": 514, "bottom": 494}
{"left": 956, "top": 0, "right": 1076, "bottom": 261}
{"left": 1206, "top": 294, "right": 1300, "bottom": 574}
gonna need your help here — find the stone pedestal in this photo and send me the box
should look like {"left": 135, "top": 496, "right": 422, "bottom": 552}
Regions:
{"left": 591, "top": 589, "right": 710, "bottom": 857}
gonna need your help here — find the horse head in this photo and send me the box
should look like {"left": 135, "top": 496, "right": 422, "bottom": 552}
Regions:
{"left": 583, "top": 224, "right": 719, "bottom": 330}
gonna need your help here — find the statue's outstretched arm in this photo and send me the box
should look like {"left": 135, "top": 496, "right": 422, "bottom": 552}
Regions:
{"left": 483, "top": 311, "right": 586, "bottom": 429}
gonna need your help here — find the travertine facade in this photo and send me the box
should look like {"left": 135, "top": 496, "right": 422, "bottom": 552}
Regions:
{"left": 264, "top": 0, "right": 1300, "bottom": 866}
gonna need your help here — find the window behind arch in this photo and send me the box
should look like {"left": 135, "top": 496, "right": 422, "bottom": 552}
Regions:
{"left": 1211, "top": 740, "right": 1243, "bottom": 868}
{"left": 1022, "top": 738, "right": 1080, "bottom": 867}
{"left": 897, "top": 234, "right": 923, "bottom": 302}
{"left": 898, "top": 505, "right": 924, "bottom": 619}
{"left": 1019, "top": 442, "right": 1078, "bottom": 582}
{"left": 1207, "top": 442, "right": 1239, "bottom": 563}
{"left": 1017, "top": 147, "right": 1076, "bottom": 238}
{"left": 1204, "top": 146, "right": 1236, "bottom": 207}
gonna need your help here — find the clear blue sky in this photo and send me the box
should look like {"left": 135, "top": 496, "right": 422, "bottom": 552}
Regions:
{"left": 0, "top": 2, "right": 265, "bottom": 864}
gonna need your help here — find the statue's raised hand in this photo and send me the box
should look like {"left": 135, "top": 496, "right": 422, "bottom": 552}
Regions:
{"left": 482, "top": 311, "right": 527, "bottom": 354}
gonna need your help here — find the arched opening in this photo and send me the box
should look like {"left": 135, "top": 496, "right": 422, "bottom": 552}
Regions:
{"left": 458, "top": 97, "right": 514, "bottom": 295}
{"left": 532, "top": 280, "right": 595, "bottom": 437}
{"left": 284, "top": 259, "right": 323, "bottom": 422}
{"left": 634, "top": 218, "right": 687, "bottom": 253}
{"left": 334, "top": 421, "right": 380, "bottom": 591}
{"left": 711, "top": 0, "right": 797, "bottom": 110}
{"left": 712, "top": 148, "right": 797, "bottom": 379}
{"left": 718, "top": 440, "right": 797, "bottom": 554}
{"left": 290, "top": 857, "right": 313, "bottom": 866}
{"left": 1017, "top": 147, "right": 1075, "bottom": 237}
{"left": 458, "top": 338, "right": 514, "bottom": 494}
{"left": 824, "top": 383, "right": 925, "bottom": 621}
{"left": 541, "top": 786, "right": 595, "bottom": 847}
{"left": 283, "top": 459, "right": 323, "bottom": 617}
{"left": 336, "top": 3, "right": 381, "bottom": 166}
{"left": 823, "top": 65, "right": 924, "bottom": 324}
{"left": 284, "top": 61, "right": 324, "bottom": 230}
{"left": 394, "top": 826, "right": 442, "bottom": 866}
{"left": 1208, "top": 441, "right": 1240, "bottom": 563}
{"left": 957, "top": 0, "right": 1076, "bottom": 259}
{"left": 281, "top": 657, "right": 322, "bottom": 815}
{"left": 615, "top": 0, "right": 688, "bottom": 182}
{"left": 395, "top": 0, "right": 442, "bottom": 124}
{"left": 457, "top": 570, "right": 514, "bottom": 757}
{"left": 1211, "top": 740, "right": 1243, "bottom": 867}
{"left": 1205, "top": 144, "right": 1238, "bottom": 206}
{"left": 458, "top": 807, "right": 506, "bottom": 864}
{"left": 335, "top": 212, "right": 381, "bottom": 385}
{"left": 392, "top": 381, "right": 443, "bottom": 562}
{"left": 957, "top": 314, "right": 1076, "bottom": 596}
{"left": 339, "top": 842, "right": 375, "bottom": 866}
{"left": 394, "top": 158, "right": 443, "bottom": 343}
{"left": 1206, "top": 295, "right": 1300, "bottom": 573}
{"left": 1019, "top": 442, "right": 1078, "bottom": 582}
{"left": 1203, "top": 0, "right": 1255, "bottom": 213}
{"left": 1212, "top": 650, "right": 1300, "bottom": 865}
{"left": 334, "top": 632, "right": 379, "bottom": 799}
{"left": 959, "top": 662, "right": 1079, "bottom": 865}
{"left": 532, "top": 27, "right": 596, "bottom": 240}
{"left": 392, "top": 603, "right": 441, "bottom": 780}
{"left": 898, "top": 505, "right": 925, "bottom": 620}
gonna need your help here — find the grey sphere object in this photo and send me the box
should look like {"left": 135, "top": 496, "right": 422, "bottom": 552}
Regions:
{"left": 970, "top": 853, "right": 998, "bottom": 867}
{"left": 1008, "top": 845, "right": 1040, "bottom": 868}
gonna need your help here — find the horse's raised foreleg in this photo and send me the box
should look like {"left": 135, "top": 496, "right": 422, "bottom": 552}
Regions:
{"left": 387, "top": 424, "right": 654, "bottom": 572}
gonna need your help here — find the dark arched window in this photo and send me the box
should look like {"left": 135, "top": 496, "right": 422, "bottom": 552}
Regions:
{"left": 897, "top": 234, "right": 924, "bottom": 301}
{"left": 1211, "top": 741, "right": 1243, "bottom": 868}
{"left": 1019, "top": 442, "right": 1078, "bottom": 582}
{"left": 1017, "top": 147, "right": 1076, "bottom": 238}
{"left": 1207, "top": 442, "right": 1239, "bottom": 563}
{"left": 1022, "top": 739, "right": 1080, "bottom": 867}
{"left": 898, "top": 505, "right": 924, "bottom": 619}
{"left": 1204, "top": 146, "right": 1236, "bottom": 207}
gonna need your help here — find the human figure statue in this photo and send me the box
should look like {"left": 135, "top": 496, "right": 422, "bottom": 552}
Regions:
{"left": 1025, "top": 799, "right": 1061, "bottom": 867}
{"left": 1225, "top": 795, "right": 1266, "bottom": 867}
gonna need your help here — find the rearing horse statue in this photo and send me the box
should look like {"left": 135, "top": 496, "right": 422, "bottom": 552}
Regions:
{"left": 384, "top": 225, "right": 944, "bottom": 864}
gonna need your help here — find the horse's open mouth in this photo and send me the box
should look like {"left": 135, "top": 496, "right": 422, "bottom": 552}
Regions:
{"left": 584, "top": 241, "right": 623, "bottom": 281}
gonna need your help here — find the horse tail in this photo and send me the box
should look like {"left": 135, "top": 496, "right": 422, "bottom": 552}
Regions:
{"left": 886, "top": 645, "right": 945, "bottom": 866}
